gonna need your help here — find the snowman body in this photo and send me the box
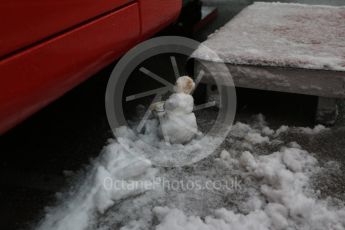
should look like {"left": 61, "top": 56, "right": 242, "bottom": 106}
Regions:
{"left": 160, "top": 92, "right": 198, "bottom": 144}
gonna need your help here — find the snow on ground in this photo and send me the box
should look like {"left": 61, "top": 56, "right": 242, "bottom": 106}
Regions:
{"left": 193, "top": 2, "right": 345, "bottom": 71}
{"left": 36, "top": 113, "right": 345, "bottom": 230}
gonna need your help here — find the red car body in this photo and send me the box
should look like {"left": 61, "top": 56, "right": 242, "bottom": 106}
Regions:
{"left": 0, "top": 0, "right": 182, "bottom": 134}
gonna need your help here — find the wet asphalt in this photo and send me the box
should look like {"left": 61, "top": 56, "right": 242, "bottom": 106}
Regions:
{"left": 1, "top": 1, "right": 345, "bottom": 229}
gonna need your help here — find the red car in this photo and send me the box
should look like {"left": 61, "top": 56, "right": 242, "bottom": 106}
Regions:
{"left": 0, "top": 0, "right": 182, "bottom": 134}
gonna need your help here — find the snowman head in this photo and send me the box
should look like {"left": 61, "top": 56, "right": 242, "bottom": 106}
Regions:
{"left": 175, "top": 76, "right": 195, "bottom": 94}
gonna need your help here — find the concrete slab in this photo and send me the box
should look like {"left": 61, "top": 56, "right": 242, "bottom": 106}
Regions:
{"left": 196, "top": 61, "right": 345, "bottom": 98}
{"left": 193, "top": 2, "right": 345, "bottom": 98}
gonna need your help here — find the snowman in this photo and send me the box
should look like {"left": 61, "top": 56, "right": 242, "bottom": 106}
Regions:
{"left": 151, "top": 76, "right": 199, "bottom": 144}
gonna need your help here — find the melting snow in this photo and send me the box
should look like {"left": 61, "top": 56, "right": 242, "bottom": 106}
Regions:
{"left": 36, "top": 115, "right": 345, "bottom": 230}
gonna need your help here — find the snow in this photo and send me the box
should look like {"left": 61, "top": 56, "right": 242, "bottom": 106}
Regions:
{"left": 154, "top": 144, "right": 345, "bottom": 230}
{"left": 298, "top": 124, "right": 329, "bottom": 134}
{"left": 193, "top": 2, "right": 345, "bottom": 71}
{"left": 161, "top": 92, "right": 198, "bottom": 144}
{"left": 36, "top": 115, "right": 345, "bottom": 230}
{"left": 244, "top": 132, "right": 269, "bottom": 144}
{"left": 273, "top": 124, "right": 329, "bottom": 137}
{"left": 36, "top": 141, "right": 158, "bottom": 230}
{"left": 274, "top": 125, "right": 289, "bottom": 136}
{"left": 239, "top": 151, "right": 257, "bottom": 170}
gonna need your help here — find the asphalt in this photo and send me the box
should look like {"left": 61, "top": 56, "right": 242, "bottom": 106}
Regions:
{"left": 1, "top": 1, "right": 345, "bottom": 229}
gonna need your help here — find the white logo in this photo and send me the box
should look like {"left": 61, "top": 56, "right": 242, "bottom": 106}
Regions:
{"left": 105, "top": 36, "right": 236, "bottom": 167}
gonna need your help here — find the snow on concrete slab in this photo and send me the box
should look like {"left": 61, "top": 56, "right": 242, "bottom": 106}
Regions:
{"left": 193, "top": 2, "right": 345, "bottom": 71}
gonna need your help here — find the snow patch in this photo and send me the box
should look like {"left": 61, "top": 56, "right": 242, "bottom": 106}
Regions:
{"left": 36, "top": 115, "right": 345, "bottom": 230}
{"left": 298, "top": 124, "right": 329, "bottom": 134}
{"left": 245, "top": 132, "right": 269, "bottom": 144}
{"left": 36, "top": 141, "right": 157, "bottom": 230}
{"left": 154, "top": 147, "right": 345, "bottom": 230}
{"left": 193, "top": 2, "right": 345, "bottom": 71}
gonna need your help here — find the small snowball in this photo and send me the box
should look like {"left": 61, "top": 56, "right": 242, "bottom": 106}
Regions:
{"left": 230, "top": 122, "right": 252, "bottom": 138}
{"left": 220, "top": 150, "right": 231, "bottom": 160}
{"left": 262, "top": 127, "right": 275, "bottom": 136}
{"left": 282, "top": 148, "right": 316, "bottom": 172}
{"left": 275, "top": 125, "right": 289, "bottom": 136}
{"left": 240, "top": 151, "right": 257, "bottom": 171}
{"left": 245, "top": 132, "right": 269, "bottom": 144}
{"left": 282, "top": 148, "right": 304, "bottom": 172}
